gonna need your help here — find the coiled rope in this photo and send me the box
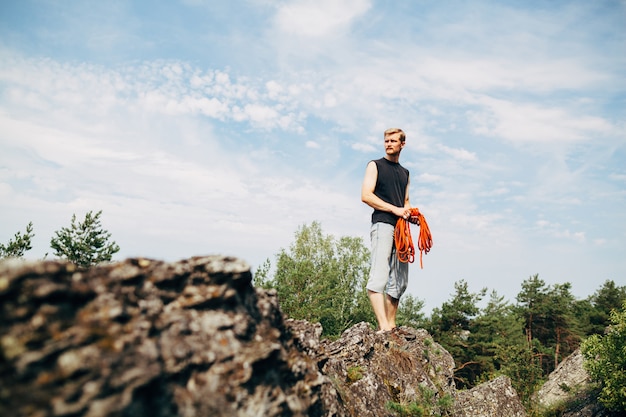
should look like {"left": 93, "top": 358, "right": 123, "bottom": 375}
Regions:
{"left": 394, "top": 208, "right": 433, "bottom": 268}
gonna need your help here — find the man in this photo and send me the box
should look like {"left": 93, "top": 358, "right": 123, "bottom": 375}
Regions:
{"left": 361, "top": 128, "right": 419, "bottom": 332}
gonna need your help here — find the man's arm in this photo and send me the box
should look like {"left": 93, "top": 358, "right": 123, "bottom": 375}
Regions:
{"left": 404, "top": 177, "right": 411, "bottom": 209}
{"left": 404, "top": 177, "right": 420, "bottom": 224}
{"left": 361, "top": 161, "right": 408, "bottom": 218}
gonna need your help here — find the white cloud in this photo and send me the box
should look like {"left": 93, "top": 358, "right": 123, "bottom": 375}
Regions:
{"left": 417, "top": 173, "right": 442, "bottom": 184}
{"left": 438, "top": 144, "right": 477, "bottom": 162}
{"left": 535, "top": 220, "right": 586, "bottom": 243}
{"left": 265, "top": 80, "right": 284, "bottom": 100}
{"left": 273, "top": 0, "right": 371, "bottom": 37}
{"left": 469, "top": 96, "right": 614, "bottom": 143}
{"left": 351, "top": 142, "right": 377, "bottom": 153}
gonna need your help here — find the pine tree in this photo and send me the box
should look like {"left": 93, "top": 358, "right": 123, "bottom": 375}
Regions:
{"left": 0, "top": 222, "right": 34, "bottom": 258}
{"left": 545, "top": 283, "right": 581, "bottom": 368}
{"left": 427, "top": 280, "right": 486, "bottom": 388}
{"left": 516, "top": 274, "right": 549, "bottom": 350}
{"left": 515, "top": 275, "right": 584, "bottom": 376}
{"left": 468, "top": 291, "right": 526, "bottom": 384}
{"left": 50, "top": 210, "right": 120, "bottom": 267}
{"left": 588, "top": 280, "right": 626, "bottom": 335}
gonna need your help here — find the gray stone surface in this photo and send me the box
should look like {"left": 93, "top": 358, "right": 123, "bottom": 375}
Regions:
{"left": 0, "top": 256, "right": 341, "bottom": 417}
{"left": 454, "top": 376, "right": 527, "bottom": 417}
{"left": 536, "top": 348, "right": 590, "bottom": 408}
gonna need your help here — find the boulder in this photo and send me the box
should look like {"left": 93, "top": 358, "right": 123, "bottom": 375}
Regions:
{"left": 535, "top": 348, "right": 616, "bottom": 417}
{"left": 0, "top": 256, "right": 343, "bottom": 417}
{"left": 535, "top": 348, "right": 590, "bottom": 409}
{"left": 454, "top": 375, "right": 527, "bottom": 417}
{"left": 318, "top": 322, "right": 457, "bottom": 417}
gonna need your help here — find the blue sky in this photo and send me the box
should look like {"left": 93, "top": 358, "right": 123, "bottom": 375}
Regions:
{"left": 1, "top": 0, "right": 624, "bottom": 314}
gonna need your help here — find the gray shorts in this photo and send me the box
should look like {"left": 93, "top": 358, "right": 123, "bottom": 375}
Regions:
{"left": 366, "top": 222, "right": 408, "bottom": 299}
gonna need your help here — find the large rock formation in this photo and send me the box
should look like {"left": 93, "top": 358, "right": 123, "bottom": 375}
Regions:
{"left": 535, "top": 348, "right": 616, "bottom": 417}
{"left": 535, "top": 348, "right": 590, "bottom": 409}
{"left": 0, "top": 256, "right": 340, "bottom": 417}
{"left": 1, "top": 256, "right": 530, "bottom": 416}
{"left": 300, "top": 320, "right": 457, "bottom": 416}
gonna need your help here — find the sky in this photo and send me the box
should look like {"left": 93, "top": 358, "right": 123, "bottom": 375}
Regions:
{"left": 1, "top": 0, "right": 625, "bottom": 315}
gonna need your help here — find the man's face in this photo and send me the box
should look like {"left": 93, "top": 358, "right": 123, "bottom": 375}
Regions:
{"left": 384, "top": 134, "right": 404, "bottom": 156}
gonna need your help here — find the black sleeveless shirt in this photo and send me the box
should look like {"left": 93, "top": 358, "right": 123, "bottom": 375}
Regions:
{"left": 371, "top": 158, "right": 410, "bottom": 226}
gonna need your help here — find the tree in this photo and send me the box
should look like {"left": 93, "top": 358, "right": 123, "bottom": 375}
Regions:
{"left": 427, "top": 280, "right": 486, "bottom": 388}
{"left": 466, "top": 284, "right": 544, "bottom": 406}
{"left": 254, "top": 222, "right": 373, "bottom": 338}
{"left": 50, "top": 210, "right": 120, "bottom": 267}
{"left": 588, "top": 280, "right": 626, "bottom": 335}
{"left": 516, "top": 274, "right": 549, "bottom": 350}
{"left": 575, "top": 280, "right": 626, "bottom": 338}
{"left": 516, "top": 275, "right": 584, "bottom": 375}
{"left": 468, "top": 291, "right": 526, "bottom": 384}
{"left": 396, "top": 294, "right": 426, "bottom": 329}
{"left": 496, "top": 342, "right": 543, "bottom": 408}
{"left": 544, "top": 283, "right": 581, "bottom": 368}
{"left": 1, "top": 222, "right": 35, "bottom": 259}
{"left": 581, "top": 301, "right": 626, "bottom": 412}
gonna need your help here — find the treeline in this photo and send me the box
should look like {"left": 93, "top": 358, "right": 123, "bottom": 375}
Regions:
{"left": 254, "top": 222, "right": 626, "bottom": 408}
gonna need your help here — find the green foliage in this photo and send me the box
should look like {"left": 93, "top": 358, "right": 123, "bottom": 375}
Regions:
{"left": 581, "top": 301, "right": 626, "bottom": 412}
{"left": 515, "top": 275, "right": 583, "bottom": 375}
{"left": 386, "top": 386, "right": 453, "bottom": 417}
{"left": 386, "top": 400, "right": 427, "bottom": 417}
{"left": 50, "top": 210, "right": 120, "bottom": 267}
{"left": 254, "top": 222, "right": 376, "bottom": 338}
{"left": 426, "top": 280, "right": 486, "bottom": 388}
{"left": 0, "top": 222, "right": 34, "bottom": 258}
{"left": 496, "top": 343, "right": 543, "bottom": 408}
{"left": 397, "top": 294, "right": 427, "bottom": 329}
{"left": 577, "top": 280, "right": 626, "bottom": 336}
{"left": 346, "top": 365, "right": 364, "bottom": 383}
{"left": 545, "top": 283, "right": 580, "bottom": 367}
{"left": 466, "top": 291, "right": 527, "bottom": 385}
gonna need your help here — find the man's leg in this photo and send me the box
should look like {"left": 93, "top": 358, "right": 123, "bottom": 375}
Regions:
{"left": 368, "top": 290, "right": 393, "bottom": 331}
{"left": 366, "top": 223, "right": 395, "bottom": 331}
{"left": 384, "top": 294, "right": 399, "bottom": 329}
{"left": 385, "top": 243, "right": 408, "bottom": 330}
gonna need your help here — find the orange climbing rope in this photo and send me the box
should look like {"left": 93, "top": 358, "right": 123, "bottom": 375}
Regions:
{"left": 394, "top": 208, "right": 433, "bottom": 268}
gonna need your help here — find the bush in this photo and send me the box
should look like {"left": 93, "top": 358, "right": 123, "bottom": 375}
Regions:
{"left": 581, "top": 301, "right": 626, "bottom": 412}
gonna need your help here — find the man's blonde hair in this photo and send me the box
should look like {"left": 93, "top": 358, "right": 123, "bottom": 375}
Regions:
{"left": 384, "top": 128, "right": 406, "bottom": 142}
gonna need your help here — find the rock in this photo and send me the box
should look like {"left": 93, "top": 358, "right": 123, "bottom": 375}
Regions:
{"left": 0, "top": 256, "right": 344, "bottom": 417}
{"left": 535, "top": 348, "right": 616, "bottom": 417}
{"left": 454, "top": 375, "right": 527, "bottom": 417}
{"left": 318, "top": 323, "right": 457, "bottom": 417}
{"left": 535, "top": 348, "right": 589, "bottom": 409}
{"left": 285, "top": 318, "right": 324, "bottom": 359}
